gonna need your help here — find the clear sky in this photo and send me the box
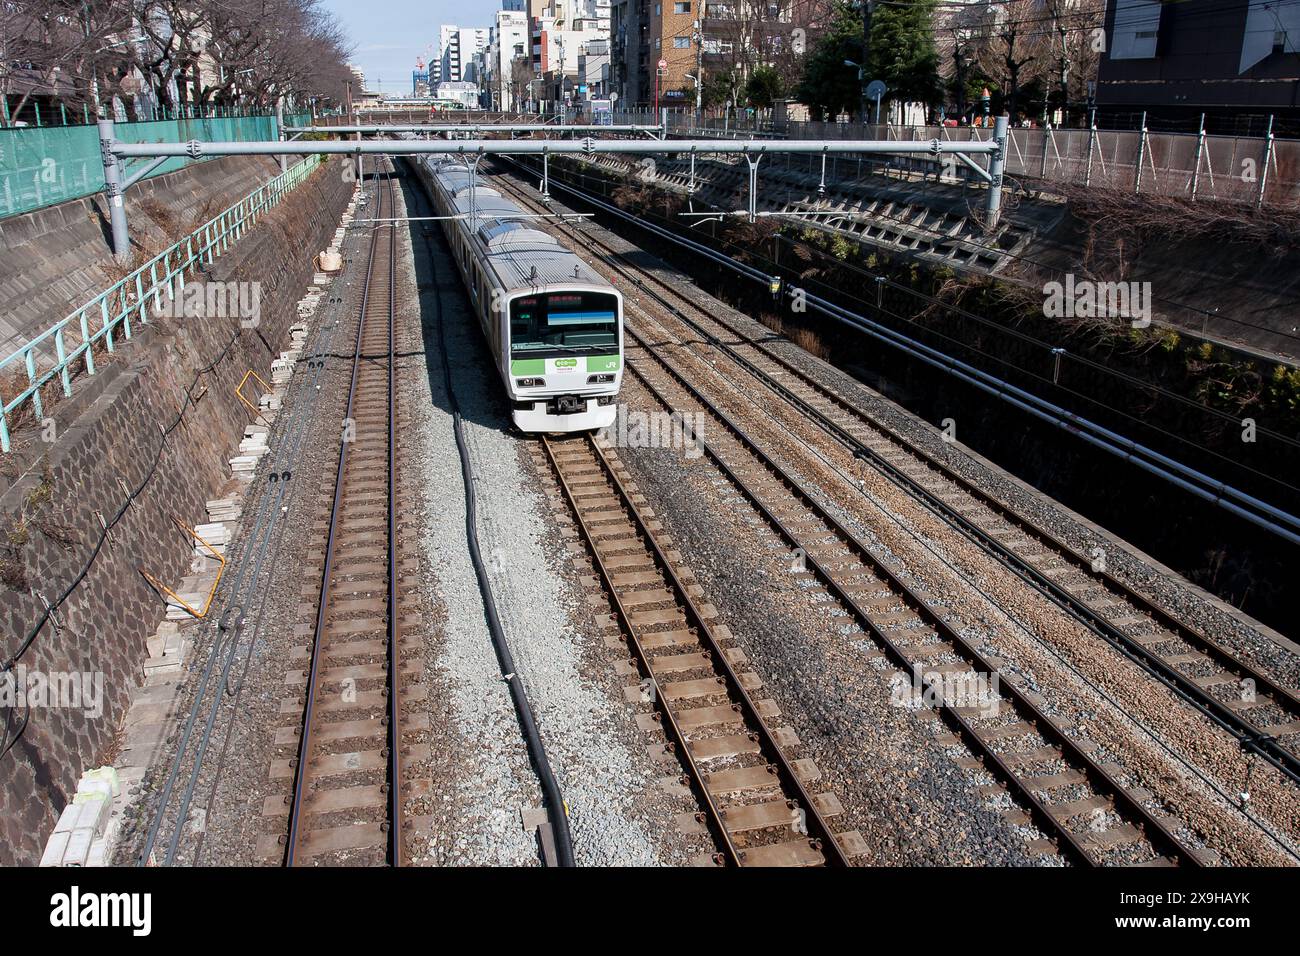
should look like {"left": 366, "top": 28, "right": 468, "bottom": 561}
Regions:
{"left": 323, "top": 0, "right": 502, "bottom": 93}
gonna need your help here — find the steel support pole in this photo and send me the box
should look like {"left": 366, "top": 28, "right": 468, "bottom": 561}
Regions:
{"left": 97, "top": 118, "right": 130, "bottom": 260}
{"left": 1257, "top": 114, "right": 1274, "bottom": 208}
{"left": 745, "top": 154, "right": 761, "bottom": 222}
{"left": 1191, "top": 113, "right": 1205, "bottom": 200}
{"left": 276, "top": 97, "right": 287, "bottom": 172}
{"left": 1134, "top": 111, "right": 1147, "bottom": 194}
{"left": 1084, "top": 110, "right": 1097, "bottom": 187}
{"left": 985, "top": 115, "right": 1008, "bottom": 231}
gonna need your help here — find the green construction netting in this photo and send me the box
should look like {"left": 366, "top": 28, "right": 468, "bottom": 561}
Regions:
{"left": 0, "top": 112, "right": 311, "bottom": 220}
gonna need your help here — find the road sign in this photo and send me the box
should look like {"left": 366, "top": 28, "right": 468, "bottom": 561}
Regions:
{"left": 658, "top": 58, "right": 667, "bottom": 70}
{"left": 866, "top": 80, "right": 886, "bottom": 125}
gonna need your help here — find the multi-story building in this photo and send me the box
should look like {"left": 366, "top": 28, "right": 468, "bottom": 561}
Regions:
{"left": 487, "top": 10, "right": 531, "bottom": 110}
{"left": 438, "top": 25, "right": 492, "bottom": 84}
{"left": 610, "top": 0, "right": 804, "bottom": 109}
{"left": 1098, "top": 0, "right": 1300, "bottom": 130}
{"left": 610, "top": 0, "right": 646, "bottom": 105}
{"left": 580, "top": 38, "right": 613, "bottom": 99}
{"left": 531, "top": 0, "right": 612, "bottom": 109}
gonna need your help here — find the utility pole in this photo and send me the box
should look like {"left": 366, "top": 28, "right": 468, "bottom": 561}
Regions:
{"left": 694, "top": 19, "right": 703, "bottom": 122}
{"left": 860, "top": 0, "right": 873, "bottom": 125}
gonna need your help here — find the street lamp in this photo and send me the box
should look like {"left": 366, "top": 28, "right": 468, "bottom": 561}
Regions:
{"left": 844, "top": 58, "right": 865, "bottom": 125}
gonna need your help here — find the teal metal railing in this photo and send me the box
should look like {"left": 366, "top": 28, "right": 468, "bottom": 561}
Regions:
{"left": 0, "top": 111, "right": 312, "bottom": 219}
{"left": 0, "top": 153, "right": 324, "bottom": 452}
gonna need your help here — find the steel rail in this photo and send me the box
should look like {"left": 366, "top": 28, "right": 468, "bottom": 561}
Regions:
{"left": 620, "top": 330, "right": 1203, "bottom": 867}
{"left": 517, "top": 186, "right": 1300, "bottom": 785}
{"left": 285, "top": 176, "right": 400, "bottom": 866}
{"left": 384, "top": 176, "right": 403, "bottom": 867}
{"left": 541, "top": 434, "right": 850, "bottom": 867}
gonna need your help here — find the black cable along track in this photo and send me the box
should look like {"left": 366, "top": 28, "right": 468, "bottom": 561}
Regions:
{"left": 400, "top": 158, "right": 575, "bottom": 867}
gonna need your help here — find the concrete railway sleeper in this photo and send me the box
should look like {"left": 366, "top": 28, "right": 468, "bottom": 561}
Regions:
{"left": 620, "top": 329, "right": 1208, "bottom": 867}
{"left": 538, "top": 433, "right": 863, "bottom": 866}
{"left": 283, "top": 169, "right": 414, "bottom": 866}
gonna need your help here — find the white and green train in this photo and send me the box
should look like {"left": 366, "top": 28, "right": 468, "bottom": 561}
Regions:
{"left": 410, "top": 151, "right": 623, "bottom": 432}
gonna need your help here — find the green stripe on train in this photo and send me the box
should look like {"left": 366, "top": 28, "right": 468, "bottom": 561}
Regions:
{"left": 509, "top": 355, "right": 620, "bottom": 376}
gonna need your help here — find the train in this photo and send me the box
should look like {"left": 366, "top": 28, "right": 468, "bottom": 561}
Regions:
{"left": 405, "top": 142, "right": 624, "bottom": 432}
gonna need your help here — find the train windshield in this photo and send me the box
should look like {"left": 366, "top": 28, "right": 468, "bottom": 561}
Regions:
{"left": 509, "top": 292, "right": 619, "bottom": 354}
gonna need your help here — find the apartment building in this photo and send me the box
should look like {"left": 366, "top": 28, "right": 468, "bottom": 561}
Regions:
{"left": 1098, "top": 0, "right": 1300, "bottom": 128}
{"left": 531, "top": 0, "right": 612, "bottom": 108}
{"left": 438, "top": 25, "right": 492, "bottom": 84}
{"left": 486, "top": 9, "right": 531, "bottom": 110}
{"left": 609, "top": 0, "right": 705, "bottom": 108}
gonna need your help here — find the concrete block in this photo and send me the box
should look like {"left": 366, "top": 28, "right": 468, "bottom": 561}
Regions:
{"left": 61, "top": 828, "right": 93, "bottom": 866}
{"left": 40, "top": 832, "right": 70, "bottom": 868}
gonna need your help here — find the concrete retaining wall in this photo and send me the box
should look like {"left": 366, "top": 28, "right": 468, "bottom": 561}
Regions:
{"left": 0, "top": 155, "right": 352, "bottom": 865}
{"left": 0, "top": 155, "right": 284, "bottom": 357}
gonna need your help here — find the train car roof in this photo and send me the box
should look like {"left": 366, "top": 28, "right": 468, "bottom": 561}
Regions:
{"left": 424, "top": 157, "right": 613, "bottom": 290}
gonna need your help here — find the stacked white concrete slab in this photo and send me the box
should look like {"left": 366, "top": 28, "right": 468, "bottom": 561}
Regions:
{"left": 40, "top": 768, "right": 120, "bottom": 866}
{"left": 83, "top": 184, "right": 364, "bottom": 865}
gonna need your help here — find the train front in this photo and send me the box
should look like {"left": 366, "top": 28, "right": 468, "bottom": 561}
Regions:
{"left": 506, "top": 286, "right": 623, "bottom": 432}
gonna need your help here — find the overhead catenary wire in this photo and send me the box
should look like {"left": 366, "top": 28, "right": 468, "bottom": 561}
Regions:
{"left": 513, "top": 155, "right": 1300, "bottom": 546}
{"left": 558, "top": 158, "right": 1300, "bottom": 496}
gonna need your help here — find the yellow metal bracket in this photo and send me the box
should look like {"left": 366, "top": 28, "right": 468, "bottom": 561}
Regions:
{"left": 139, "top": 513, "right": 225, "bottom": 619}
{"left": 235, "top": 369, "right": 273, "bottom": 427}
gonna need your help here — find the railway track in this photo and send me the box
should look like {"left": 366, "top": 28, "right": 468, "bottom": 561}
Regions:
{"left": 537, "top": 432, "right": 862, "bottom": 866}
{"left": 494, "top": 161, "right": 1300, "bottom": 787}
{"left": 491, "top": 167, "right": 1235, "bottom": 865}
{"left": 281, "top": 170, "right": 418, "bottom": 865}
{"left": 621, "top": 331, "right": 1205, "bottom": 866}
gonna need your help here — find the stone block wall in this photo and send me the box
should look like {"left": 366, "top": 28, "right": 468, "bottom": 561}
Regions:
{"left": 0, "top": 155, "right": 353, "bottom": 864}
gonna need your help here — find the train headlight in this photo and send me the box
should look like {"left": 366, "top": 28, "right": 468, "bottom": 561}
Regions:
{"left": 586, "top": 373, "right": 615, "bottom": 384}
{"left": 516, "top": 377, "right": 545, "bottom": 388}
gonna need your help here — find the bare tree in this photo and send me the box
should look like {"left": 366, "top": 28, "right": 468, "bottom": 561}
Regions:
{"left": 700, "top": 0, "right": 834, "bottom": 109}
{"left": 974, "top": 0, "right": 1046, "bottom": 121}
{"left": 1042, "top": 0, "right": 1102, "bottom": 124}
{"left": 1, "top": 1, "right": 134, "bottom": 125}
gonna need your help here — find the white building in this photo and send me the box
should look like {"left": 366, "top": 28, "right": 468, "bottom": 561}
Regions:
{"left": 436, "top": 81, "right": 482, "bottom": 109}
{"left": 438, "top": 25, "right": 492, "bottom": 84}
{"left": 486, "top": 10, "right": 530, "bottom": 111}
{"left": 531, "top": 0, "right": 611, "bottom": 110}
{"left": 579, "top": 39, "right": 611, "bottom": 100}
